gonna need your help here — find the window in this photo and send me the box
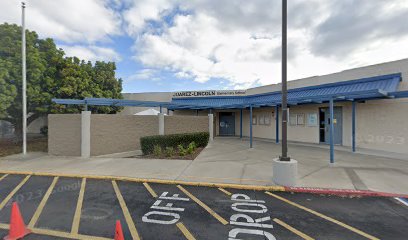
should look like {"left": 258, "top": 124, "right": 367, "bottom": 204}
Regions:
{"left": 297, "top": 113, "right": 305, "bottom": 125}
{"left": 258, "top": 113, "right": 271, "bottom": 126}
{"left": 264, "top": 115, "right": 271, "bottom": 125}
{"left": 259, "top": 115, "right": 265, "bottom": 125}
{"left": 307, "top": 113, "right": 318, "bottom": 126}
{"left": 289, "top": 113, "right": 308, "bottom": 126}
{"left": 289, "top": 114, "right": 297, "bottom": 126}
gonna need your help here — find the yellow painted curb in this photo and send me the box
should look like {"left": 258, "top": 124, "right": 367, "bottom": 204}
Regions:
{"left": 0, "top": 170, "right": 285, "bottom": 192}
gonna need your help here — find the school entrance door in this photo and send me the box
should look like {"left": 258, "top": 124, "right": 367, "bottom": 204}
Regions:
{"left": 319, "top": 107, "right": 343, "bottom": 145}
{"left": 219, "top": 112, "right": 235, "bottom": 136}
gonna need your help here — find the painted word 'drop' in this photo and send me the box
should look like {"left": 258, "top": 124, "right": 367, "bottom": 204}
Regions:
{"left": 229, "top": 194, "right": 276, "bottom": 240}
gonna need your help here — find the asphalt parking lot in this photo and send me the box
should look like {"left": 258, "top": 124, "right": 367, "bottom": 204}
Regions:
{"left": 0, "top": 173, "right": 407, "bottom": 240}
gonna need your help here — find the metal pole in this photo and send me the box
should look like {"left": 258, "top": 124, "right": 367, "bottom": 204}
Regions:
{"left": 352, "top": 101, "right": 356, "bottom": 152}
{"left": 240, "top": 109, "right": 243, "bottom": 139}
{"left": 329, "top": 98, "right": 335, "bottom": 163}
{"left": 275, "top": 105, "right": 279, "bottom": 144}
{"left": 249, "top": 105, "right": 253, "bottom": 148}
{"left": 22, "top": 2, "right": 27, "bottom": 155}
{"left": 280, "top": 0, "right": 290, "bottom": 161}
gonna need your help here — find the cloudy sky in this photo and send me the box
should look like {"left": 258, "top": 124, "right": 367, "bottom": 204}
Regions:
{"left": 1, "top": 0, "right": 408, "bottom": 93}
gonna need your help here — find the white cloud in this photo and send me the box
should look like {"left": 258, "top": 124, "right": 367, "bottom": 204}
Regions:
{"left": 59, "top": 45, "right": 121, "bottom": 62}
{"left": 135, "top": 13, "right": 280, "bottom": 87}
{"left": 0, "top": 0, "right": 123, "bottom": 63}
{"left": 123, "top": 0, "right": 173, "bottom": 36}
{"left": 2, "top": 0, "right": 408, "bottom": 89}
{"left": 0, "top": 0, "right": 121, "bottom": 43}
{"left": 127, "top": 69, "right": 158, "bottom": 81}
{"left": 124, "top": 0, "right": 408, "bottom": 88}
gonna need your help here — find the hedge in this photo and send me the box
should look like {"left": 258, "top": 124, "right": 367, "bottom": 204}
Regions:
{"left": 140, "top": 132, "right": 209, "bottom": 155}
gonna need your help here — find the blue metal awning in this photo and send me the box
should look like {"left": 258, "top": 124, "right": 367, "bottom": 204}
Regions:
{"left": 53, "top": 99, "right": 87, "bottom": 105}
{"left": 52, "top": 97, "right": 203, "bottom": 109}
{"left": 52, "top": 73, "right": 408, "bottom": 109}
{"left": 170, "top": 73, "right": 402, "bottom": 109}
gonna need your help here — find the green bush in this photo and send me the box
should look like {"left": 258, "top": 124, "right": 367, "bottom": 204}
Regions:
{"left": 164, "top": 147, "right": 175, "bottom": 157}
{"left": 153, "top": 145, "right": 162, "bottom": 156}
{"left": 187, "top": 141, "right": 196, "bottom": 154}
{"left": 141, "top": 132, "right": 209, "bottom": 155}
{"left": 178, "top": 144, "right": 187, "bottom": 156}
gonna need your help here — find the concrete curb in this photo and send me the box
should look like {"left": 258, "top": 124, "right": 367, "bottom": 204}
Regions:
{"left": 284, "top": 186, "right": 408, "bottom": 198}
{"left": 0, "top": 170, "right": 285, "bottom": 192}
{"left": 1, "top": 170, "right": 407, "bottom": 198}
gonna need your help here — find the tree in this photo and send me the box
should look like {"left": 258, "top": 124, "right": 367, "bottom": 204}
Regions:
{"left": 0, "top": 23, "right": 123, "bottom": 140}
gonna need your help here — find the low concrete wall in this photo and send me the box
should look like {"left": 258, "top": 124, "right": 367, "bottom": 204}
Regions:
{"left": 164, "top": 115, "right": 208, "bottom": 135}
{"left": 48, "top": 114, "right": 81, "bottom": 156}
{"left": 91, "top": 115, "right": 158, "bottom": 156}
{"left": 48, "top": 114, "right": 209, "bottom": 156}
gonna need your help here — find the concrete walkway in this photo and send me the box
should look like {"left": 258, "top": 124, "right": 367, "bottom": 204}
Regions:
{"left": 180, "top": 138, "right": 408, "bottom": 194}
{"left": 1, "top": 138, "right": 407, "bottom": 194}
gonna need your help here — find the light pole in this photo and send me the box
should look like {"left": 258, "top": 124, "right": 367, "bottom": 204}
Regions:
{"left": 280, "top": 0, "right": 290, "bottom": 161}
{"left": 22, "top": 2, "right": 27, "bottom": 155}
{"left": 272, "top": 0, "right": 297, "bottom": 187}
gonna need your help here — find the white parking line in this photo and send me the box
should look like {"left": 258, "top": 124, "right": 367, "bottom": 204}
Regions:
{"left": 394, "top": 197, "right": 408, "bottom": 207}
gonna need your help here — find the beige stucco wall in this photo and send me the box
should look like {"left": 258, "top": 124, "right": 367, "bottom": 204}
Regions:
{"left": 48, "top": 114, "right": 210, "bottom": 156}
{"left": 90, "top": 115, "right": 158, "bottom": 156}
{"left": 353, "top": 99, "right": 408, "bottom": 153}
{"left": 164, "top": 116, "right": 208, "bottom": 135}
{"left": 48, "top": 114, "right": 81, "bottom": 156}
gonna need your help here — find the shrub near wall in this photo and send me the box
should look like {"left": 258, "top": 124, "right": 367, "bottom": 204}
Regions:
{"left": 140, "top": 132, "right": 209, "bottom": 155}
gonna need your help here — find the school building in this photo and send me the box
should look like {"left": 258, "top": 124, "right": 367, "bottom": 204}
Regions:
{"left": 52, "top": 58, "right": 408, "bottom": 158}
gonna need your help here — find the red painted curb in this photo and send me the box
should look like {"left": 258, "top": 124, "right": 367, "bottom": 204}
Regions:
{"left": 283, "top": 186, "right": 408, "bottom": 198}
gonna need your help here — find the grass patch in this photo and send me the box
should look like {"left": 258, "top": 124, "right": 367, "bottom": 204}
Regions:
{"left": 0, "top": 137, "right": 48, "bottom": 157}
